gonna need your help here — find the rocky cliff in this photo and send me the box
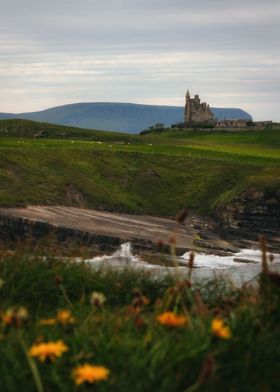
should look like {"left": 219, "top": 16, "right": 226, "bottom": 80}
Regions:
{"left": 216, "top": 188, "right": 280, "bottom": 250}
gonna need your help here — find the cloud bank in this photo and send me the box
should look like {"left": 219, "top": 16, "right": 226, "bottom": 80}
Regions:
{"left": 0, "top": 0, "right": 279, "bottom": 120}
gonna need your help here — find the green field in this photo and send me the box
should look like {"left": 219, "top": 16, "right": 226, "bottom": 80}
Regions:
{"left": 0, "top": 119, "right": 279, "bottom": 216}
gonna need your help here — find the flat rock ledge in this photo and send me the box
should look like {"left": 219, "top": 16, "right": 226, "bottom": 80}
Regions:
{"left": 0, "top": 206, "right": 237, "bottom": 255}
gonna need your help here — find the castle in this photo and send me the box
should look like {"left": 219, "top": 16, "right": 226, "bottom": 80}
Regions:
{"left": 184, "top": 90, "right": 213, "bottom": 126}
{"left": 183, "top": 90, "right": 273, "bottom": 129}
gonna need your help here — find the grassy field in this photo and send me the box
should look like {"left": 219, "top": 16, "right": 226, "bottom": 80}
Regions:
{"left": 0, "top": 242, "right": 279, "bottom": 391}
{"left": 0, "top": 119, "right": 279, "bottom": 215}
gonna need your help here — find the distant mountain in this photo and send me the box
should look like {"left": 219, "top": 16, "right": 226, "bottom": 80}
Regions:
{"left": 0, "top": 102, "right": 252, "bottom": 133}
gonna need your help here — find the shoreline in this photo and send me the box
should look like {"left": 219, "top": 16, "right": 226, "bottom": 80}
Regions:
{"left": 0, "top": 205, "right": 279, "bottom": 255}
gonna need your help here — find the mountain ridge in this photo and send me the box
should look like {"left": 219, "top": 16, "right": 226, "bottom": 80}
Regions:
{"left": 0, "top": 102, "right": 252, "bottom": 133}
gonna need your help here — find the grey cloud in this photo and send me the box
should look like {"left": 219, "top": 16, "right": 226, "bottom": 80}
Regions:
{"left": 0, "top": 0, "right": 279, "bottom": 121}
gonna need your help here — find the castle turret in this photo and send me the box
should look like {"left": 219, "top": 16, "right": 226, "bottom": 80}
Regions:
{"left": 185, "top": 90, "right": 191, "bottom": 125}
{"left": 194, "top": 94, "right": 200, "bottom": 105}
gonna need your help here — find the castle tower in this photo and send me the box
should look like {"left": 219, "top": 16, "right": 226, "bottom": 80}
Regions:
{"left": 184, "top": 90, "right": 213, "bottom": 127}
{"left": 185, "top": 90, "right": 191, "bottom": 125}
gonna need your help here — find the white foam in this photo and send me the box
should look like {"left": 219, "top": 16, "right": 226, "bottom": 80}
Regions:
{"left": 180, "top": 252, "right": 237, "bottom": 269}
{"left": 79, "top": 242, "right": 280, "bottom": 286}
{"left": 181, "top": 248, "right": 280, "bottom": 269}
{"left": 83, "top": 242, "right": 149, "bottom": 270}
{"left": 89, "top": 242, "right": 137, "bottom": 263}
{"left": 235, "top": 248, "right": 280, "bottom": 263}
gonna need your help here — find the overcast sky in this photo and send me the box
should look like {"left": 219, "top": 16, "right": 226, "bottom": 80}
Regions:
{"left": 0, "top": 0, "right": 279, "bottom": 120}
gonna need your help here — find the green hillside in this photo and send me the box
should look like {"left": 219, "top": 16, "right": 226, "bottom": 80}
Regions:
{"left": 0, "top": 119, "right": 136, "bottom": 142}
{"left": 0, "top": 119, "right": 279, "bottom": 216}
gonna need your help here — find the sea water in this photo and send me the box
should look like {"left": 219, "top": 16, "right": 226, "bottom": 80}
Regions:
{"left": 81, "top": 242, "right": 280, "bottom": 286}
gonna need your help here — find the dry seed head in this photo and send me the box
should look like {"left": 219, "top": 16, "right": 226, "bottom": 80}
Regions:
{"left": 188, "top": 251, "right": 195, "bottom": 269}
{"left": 156, "top": 240, "right": 164, "bottom": 250}
{"left": 175, "top": 208, "right": 189, "bottom": 224}
{"left": 54, "top": 275, "right": 63, "bottom": 285}
{"left": 259, "top": 235, "right": 268, "bottom": 274}
{"left": 169, "top": 235, "right": 176, "bottom": 246}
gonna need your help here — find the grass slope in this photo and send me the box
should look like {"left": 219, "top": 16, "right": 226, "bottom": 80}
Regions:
{"left": 0, "top": 120, "right": 279, "bottom": 215}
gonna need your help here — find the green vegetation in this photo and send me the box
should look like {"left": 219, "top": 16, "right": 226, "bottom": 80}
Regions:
{"left": 0, "top": 243, "right": 279, "bottom": 391}
{"left": 0, "top": 119, "right": 279, "bottom": 216}
{"left": 0, "top": 119, "right": 136, "bottom": 142}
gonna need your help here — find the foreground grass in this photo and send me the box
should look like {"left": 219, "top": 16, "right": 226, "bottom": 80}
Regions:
{"left": 0, "top": 120, "right": 279, "bottom": 215}
{"left": 0, "top": 244, "right": 280, "bottom": 391}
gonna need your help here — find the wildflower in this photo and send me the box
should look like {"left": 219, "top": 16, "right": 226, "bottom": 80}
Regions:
{"left": 90, "top": 292, "right": 106, "bottom": 307}
{"left": 2, "top": 307, "right": 28, "bottom": 327}
{"left": 211, "top": 318, "right": 231, "bottom": 339}
{"left": 126, "top": 305, "right": 141, "bottom": 316}
{"left": 56, "top": 310, "right": 75, "bottom": 325}
{"left": 39, "top": 318, "right": 57, "bottom": 326}
{"left": 29, "top": 340, "right": 69, "bottom": 362}
{"left": 17, "top": 307, "right": 28, "bottom": 320}
{"left": 132, "top": 295, "right": 150, "bottom": 308}
{"left": 2, "top": 309, "right": 13, "bottom": 326}
{"left": 72, "top": 364, "right": 110, "bottom": 386}
{"left": 156, "top": 311, "right": 188, "bottom": 327}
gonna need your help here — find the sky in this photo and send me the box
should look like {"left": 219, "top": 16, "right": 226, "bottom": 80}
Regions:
{"left": 0, "top": 0, "right": 279, "bottom": 120}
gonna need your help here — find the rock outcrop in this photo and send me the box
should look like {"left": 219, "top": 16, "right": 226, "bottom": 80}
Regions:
{"left": 216, "top": 187, "right": 280, "bottom": 250}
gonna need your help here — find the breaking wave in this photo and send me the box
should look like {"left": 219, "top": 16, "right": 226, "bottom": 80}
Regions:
{"left": 75, "top": 242, "right": 280, "bottom": 286}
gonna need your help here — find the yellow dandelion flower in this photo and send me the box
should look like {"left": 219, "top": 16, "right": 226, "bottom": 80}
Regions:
{"left": 39, "top": 318, "right": 57, "bottom": 326}
{"left": 29, "top": 340, "right": 69, "bottom": 362}
{"left": 2, "top": 310, "right": 13, "bottom": 326}
{"left": 156, "top": 311, "right": 188, "bottom": 327}
{"left": 56, "top": 310, "right": 75, "bottom": 325}
{"left": 17, "top": 307, "right": 29, "bottom": 320}
{"left": 2, "top": 307, "right": 28, "bottom": 327}
{"left": 211, "top": 318, "right": 232, "bottom": 339}
{"left": 72, "top": 364, "right": 110, "bottom": 386}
